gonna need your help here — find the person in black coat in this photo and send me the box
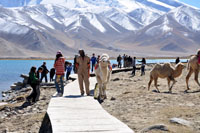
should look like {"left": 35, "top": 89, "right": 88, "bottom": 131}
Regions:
{"left": 40, "top": 62, "right": 49, "bottom": 83}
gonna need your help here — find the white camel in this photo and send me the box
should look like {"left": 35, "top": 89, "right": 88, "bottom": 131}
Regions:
{"left": 94, "top": 54, "right": 112, "bottom": 100}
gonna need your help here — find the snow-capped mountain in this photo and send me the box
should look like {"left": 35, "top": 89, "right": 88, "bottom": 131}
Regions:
{"left": 0, "top": 0, "right": 199, "bottom": 57}
{"left": 117, "top": 5, "right": 200, "bottom": 56}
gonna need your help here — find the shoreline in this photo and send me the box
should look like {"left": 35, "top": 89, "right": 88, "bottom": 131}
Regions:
{"left": 0, "top": 56, "right": 191, "bottom": 60}
{"left": 0, "top": 82, "right": 57, "bottom": 132}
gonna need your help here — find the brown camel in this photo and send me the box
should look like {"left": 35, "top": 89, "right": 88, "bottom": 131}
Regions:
{"left": 186, "top": 55, "right": 200, "bottom": 91}
{"left": 148, "top": 62, "right": 185, "bottom": 93}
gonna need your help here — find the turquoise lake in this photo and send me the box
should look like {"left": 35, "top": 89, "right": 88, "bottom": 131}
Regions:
{"left": 0, "top": 59, "right": 188, "bottom": 99}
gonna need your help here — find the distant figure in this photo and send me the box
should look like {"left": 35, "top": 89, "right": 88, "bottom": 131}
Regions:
{"left": 97, "top": 55, "right": 100, "bottom": 64}
{"left": 66, "top": 63, "right": 72, "bottom": 81}
{"left": 175, "top": 57, "right": 180, "bottom": 64}
{"left": 117, "top": 55, "right": 122, "bottom": 68}
{"left": 50, "top": 68, "right": 55, "bottom": 82}
{"left": 26, "top": 66, "right": 40, "bottom": 103}
{"left": 76, "top": 49, "right": 90, "bottom": 96}
{"left": 36, "top": 67, "right": 43, "bottom": 101}
{"left": 40, "top": 62, "right": 49, "bottom": 83}
{"left": 90, "top": 53, "right": 97, "bottom": 72}
{"left": 73, "top": 55, "right": 78, "bottom": 74}
{"left": 139, "top": 58, "right": 146, "bottom": 76}
{"left": 54, "top": 51, "right": 65, "bottom": 97}
{"left": 132, "top": 57, "right": 136, "bottom": 76}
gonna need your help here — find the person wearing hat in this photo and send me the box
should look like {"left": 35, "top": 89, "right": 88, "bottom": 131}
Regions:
{"left": 76, "top": 49, "right": 91, "bottom": 96}
{"left": 54, "top": 51, "right": 65, "bottom": 97}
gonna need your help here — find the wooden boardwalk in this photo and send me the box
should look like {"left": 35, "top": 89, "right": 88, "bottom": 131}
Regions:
{"left": 47, "top": 73, "right": 134, "bottom": 133}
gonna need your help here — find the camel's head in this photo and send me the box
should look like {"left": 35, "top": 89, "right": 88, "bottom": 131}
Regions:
{"left": 176, "top": 62, "right": 185, "bottom": 70}
{"left": 99, "top": 54, "right": 110, "bottom": 68}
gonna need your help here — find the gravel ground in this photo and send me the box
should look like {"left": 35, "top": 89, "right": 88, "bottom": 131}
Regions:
{"left": 102, "top": 64, "right": 200, "bottom": 133}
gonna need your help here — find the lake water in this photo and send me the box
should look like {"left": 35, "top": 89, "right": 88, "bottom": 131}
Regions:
{"left": 0, "top": 59, "right": 188, "bottom": 99}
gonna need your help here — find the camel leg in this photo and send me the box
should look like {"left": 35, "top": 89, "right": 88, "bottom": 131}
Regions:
{"left": 167, "top": 78, "right": 171, "bottom": 90}
{"left": 169, "top": 79, "right": 176, "bottom": 93}
{"left": 186, "top": 68, "right": 193, "bottom": 90}
{"left": 194, "top": 70, "right": 200, "bottom": 88}
{"left": 154, "top": 77, "right": 160, "bottom": 93}
{"left": 148, "top": 75, "right": 153, "bottom": 91}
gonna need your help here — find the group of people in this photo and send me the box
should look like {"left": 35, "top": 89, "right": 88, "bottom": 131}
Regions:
{"left": 117, "top": 54, "right": 146, "bottom": 76}
{"left": 26, "top": 50, "right": 96, "bottom": 103}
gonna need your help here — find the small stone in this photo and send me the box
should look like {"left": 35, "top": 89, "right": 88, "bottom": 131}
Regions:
{"left": 140, "top": 124, "right": 169, "bottom": 133}
{"left": 170, "top": 117, "right": 193, "bottom": 127}
{"left": 110, "top": 97, "right": 116, "bottom": 101}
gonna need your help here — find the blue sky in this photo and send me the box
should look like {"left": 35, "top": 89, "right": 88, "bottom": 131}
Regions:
{"left": 178, "top": 0, "right": 200, "bottom": 8}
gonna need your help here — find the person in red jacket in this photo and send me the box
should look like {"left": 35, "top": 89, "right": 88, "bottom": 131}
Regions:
{"left": 54, "top": 51, "right": 65, "bottom": 97}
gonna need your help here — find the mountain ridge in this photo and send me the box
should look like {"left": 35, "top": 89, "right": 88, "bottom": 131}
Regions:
{"left": 0, "top": 0, "right": 199, "bottom": 57}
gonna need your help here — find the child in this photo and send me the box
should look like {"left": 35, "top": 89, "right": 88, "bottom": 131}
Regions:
{"left": 66, "top": 63, "right": 72, "bottom": 81}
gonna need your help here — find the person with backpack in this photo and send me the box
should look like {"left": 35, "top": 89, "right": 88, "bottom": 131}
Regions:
{"left": 40, "top": 62, "right": 49, "bottom": 83}
{"left": 26, "top": 66, "right": 40, "bottom": 103}
{"left": 54, "top": 51, "right": 65, "bottom": 97}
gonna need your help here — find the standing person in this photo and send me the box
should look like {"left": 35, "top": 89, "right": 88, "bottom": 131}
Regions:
{"left": 175, "top": 57, "right": 180, "bottom": 64}
{"left": 49, "top": 68, "right": 55, "bottom": 82}
{"left": 139, "top": 58, "right": 146, "bottom": 76}
{"left": 73, "top": 55, "right": 78, "bottom": 74}
{"left": 40, "top": 62, "right": 49, "bottom": 83}
{"left": 97, "top": 55, "right": 100, "bottom": 64}
{"left": 66, "top": 63, "right": 72, "bottom": 81}
{"left": 76, "top": 49, "right": 90, "bottom": 96}
{"left": 36, "top": 67, "right": 43, "bottom": 101}
{"left": 132, "top": 57, "right": 136, "bottom": 76}
{"left": 26, "top": 66, "right": 40, "bottom": 103}
{"left": 90, "top": 53, "right": 97, "bottom": 72}
{"left": 54, "top": 51, "right": 65, "bottom": 97}
{"left": 117, "top": 55, "right": 122, "bottom": 68}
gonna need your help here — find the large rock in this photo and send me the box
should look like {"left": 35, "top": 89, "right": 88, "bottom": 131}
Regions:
{"left": 20, "top": 74, "right": 29, "bottom": 79}
{"left": 10, "top": 84, "right": 21, "bottom": 90}
{"left": 140, "top": 124, "right": 169, "bottom": 133}
{"left": 170, "top": 117, "right": 193, "bottom": 127}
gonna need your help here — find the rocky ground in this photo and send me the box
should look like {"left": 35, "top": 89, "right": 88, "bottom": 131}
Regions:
{"left": 0, "top": 85, "right": 56, "bottom": 133}
{"left": 102, "top": 64, "right": 200, "bottom": 133}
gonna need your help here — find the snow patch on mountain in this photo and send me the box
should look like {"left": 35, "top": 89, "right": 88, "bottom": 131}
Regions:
{"left": 169, "top": 6, "right": 200, "bottom": 31}
{"left": 145, "top": 16, "right": 173, "bottom": 36}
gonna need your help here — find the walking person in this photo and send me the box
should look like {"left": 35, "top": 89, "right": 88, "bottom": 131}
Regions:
{"left": 132, "top": 57, "right": 136, "bottom": 76}
{"left": 90, "top": 53, "right": 97, "bottom": 72}
{"left": 66, "top": 63, "right": 72, "bottom": 81}
{"left": 40, "top": 62, "right": 49, "bottom": 83}
{"left": 139, "top": 58, "right": 146, "bottom": 76}
{"left": 54, "top": 51, "right": 65, "bottom": 97}
{"left": 26, "top": 66, "right": 40, "bottom": 103}
{"left": 35, "top": 67, "right": 43, "bottom": 101}
{"left": 117, "top": 55, "right": 122, "bottom": 68}
{"left": 76, "top": 49, "right": 90, "bottom": 96}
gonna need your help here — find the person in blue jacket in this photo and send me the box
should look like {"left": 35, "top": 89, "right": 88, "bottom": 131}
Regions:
{"left": 90, "top": 53, "right": 97, "bottom": 72}
{"left": 66, "top": 63, "right": 72, "bottom": 81}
